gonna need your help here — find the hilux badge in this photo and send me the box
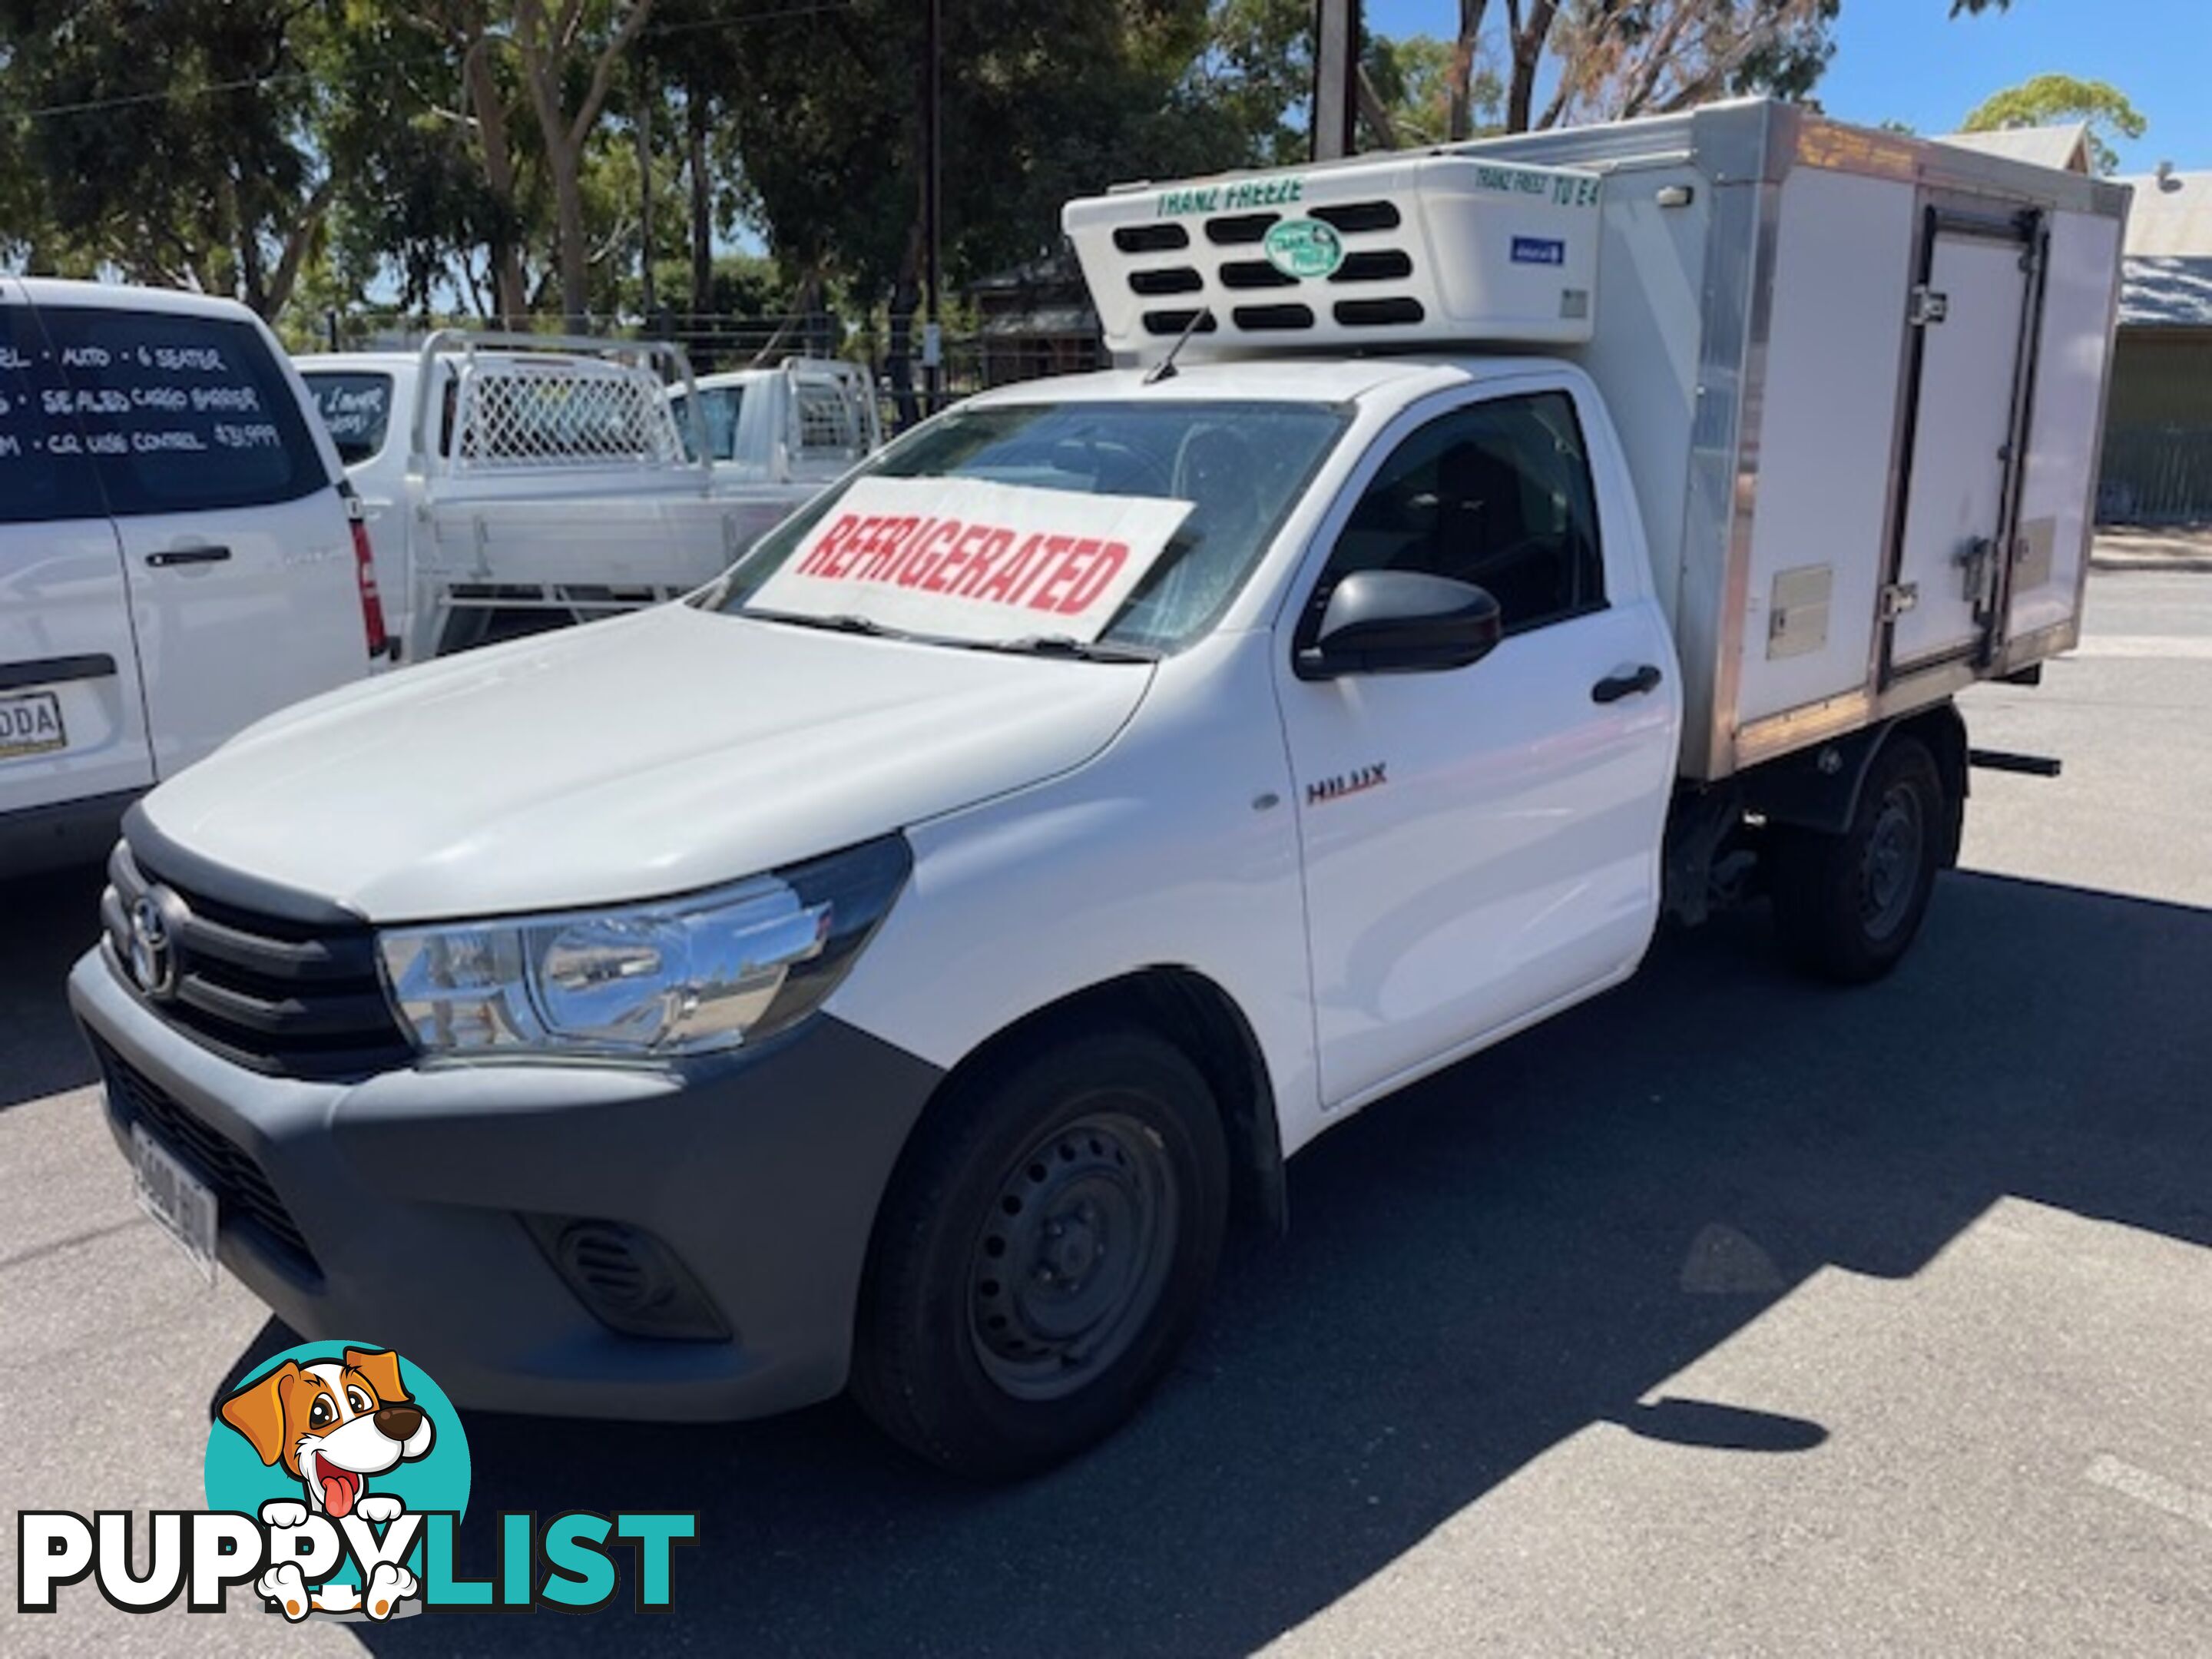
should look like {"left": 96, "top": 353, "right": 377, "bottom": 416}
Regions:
{"left": 1306, "top": 763, "right": 1388, "bottom": 806}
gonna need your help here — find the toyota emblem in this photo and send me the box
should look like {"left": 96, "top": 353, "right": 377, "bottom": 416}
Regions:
{"left": 127, "top": 891, "right": 181, "bottom": 1000}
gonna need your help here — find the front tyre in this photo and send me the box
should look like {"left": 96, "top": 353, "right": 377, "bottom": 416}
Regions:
{"left": 852, "top": 1027, "right": 1229, "bottom": 1480}
{"left": 1770, "top": 733, "right": 1945, "bottom": 984}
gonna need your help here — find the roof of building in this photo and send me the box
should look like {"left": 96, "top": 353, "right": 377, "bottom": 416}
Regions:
{"left": 1936, "top": 123, "right": 2091, "bottom": 174}
{"left": 2117, "top": 168, "right": 2212, "bottom": 257}
{"left": 2112, "top": 170, "right": 2212, "bottom": 327}
{"left": 2121, "top": 257, "right": 2212, "bottom": 328}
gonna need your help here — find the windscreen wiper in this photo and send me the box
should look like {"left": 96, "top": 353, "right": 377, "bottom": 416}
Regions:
{"left": 741, "top": 608, "right": 905, "bottom": 639}
{"left": 980, "top": 634, "right": 1160, "bottom": 664}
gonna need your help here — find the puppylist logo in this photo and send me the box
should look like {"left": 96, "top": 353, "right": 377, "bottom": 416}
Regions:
{"left": 18, "top": 1341, "right": 696, "bottom": 1620}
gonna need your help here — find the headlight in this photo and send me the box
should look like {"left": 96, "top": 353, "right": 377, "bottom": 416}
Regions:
{"left": 378, "top": 836, "right": 911, "bottom": 1061}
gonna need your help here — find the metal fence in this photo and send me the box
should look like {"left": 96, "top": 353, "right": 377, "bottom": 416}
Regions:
{"left": 2098, "top": 426, "right": 2212, "bottom": 527}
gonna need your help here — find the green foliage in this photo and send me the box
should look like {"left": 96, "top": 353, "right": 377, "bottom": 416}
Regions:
{"left": 1202, "top": 0, "right": 1314, "bottom": 166}
{"left": 1365, "top": 33, "right": 1478, "bottom": 147}
{"left": 0, "top": 0, "right": 333, "bottom": 311}
{"left": 0, "top": 0, "right": 1995, "bottom": 328}
{"left": 721, "top": 0, "right": 1267, "bottom": 307}
{"left": 1538, "top": 0, "right": 1843, "bottom": 129}
{"left": 1962, "top": 72, "right": 2146, "bottom": 174}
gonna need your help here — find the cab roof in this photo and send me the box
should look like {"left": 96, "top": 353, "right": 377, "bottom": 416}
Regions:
{"left": 960, "top": 353, "right": 1564, "bottom": 411}
{"left": 8, "top": 276, "right": 267, "bottom": 323}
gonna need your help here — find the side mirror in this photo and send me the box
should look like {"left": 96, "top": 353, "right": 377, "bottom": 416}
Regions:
{"left": 1295, "top": 570, "right": 1504, "bottom": 680}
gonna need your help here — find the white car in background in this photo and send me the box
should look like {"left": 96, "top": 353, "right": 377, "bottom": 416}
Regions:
{"left": 673, "top": 358, "right": 882, "bottom": 488}
{"left": 1, "top": 278, "right": 386, "bottom": 878}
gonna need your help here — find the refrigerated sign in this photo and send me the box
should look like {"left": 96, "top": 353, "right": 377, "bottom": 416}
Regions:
{"left": 749, "top": 477, "right": 1191, "bottom": 643}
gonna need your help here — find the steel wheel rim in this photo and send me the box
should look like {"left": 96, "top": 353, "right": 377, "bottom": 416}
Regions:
{"left": 967, "top": 1109, "right": 1179, "bottom": 1402}
{"left": 1859, "top": 781, "right": 1926, "bottom": 941}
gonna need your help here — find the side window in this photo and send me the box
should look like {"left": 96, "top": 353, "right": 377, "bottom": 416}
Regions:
{"left": 1320, "top": 390, "right": 1604, "bottom": 637}
{"left": 34, "top": 306, "right": 329, "bottom": 516}
{"left": 0, "top": 305, "right": 108, "bottom": 525}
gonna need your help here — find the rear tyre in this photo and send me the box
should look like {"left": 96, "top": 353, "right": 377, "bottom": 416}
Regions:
{"left": 852, "top": 1027, "right": 1229, "bottom": 1480}
{"left": 1770, "top": 733, "right": 1945, "bottom": 985}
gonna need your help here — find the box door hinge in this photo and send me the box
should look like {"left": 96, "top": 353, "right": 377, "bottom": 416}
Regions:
{"left": 1879, "top": 581, "right": 1919, "bottom": 621}
{"left": 1908, "top": 286, "right": 1949, "bottom": 327}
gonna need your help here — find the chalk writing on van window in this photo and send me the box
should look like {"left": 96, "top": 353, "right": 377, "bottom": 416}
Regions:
{"left": 3, "top": 308, "right": 321, "bottom": 515}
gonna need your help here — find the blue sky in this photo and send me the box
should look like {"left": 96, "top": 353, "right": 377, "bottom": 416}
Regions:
{"left": 1363, "top": 0, "right": 2210, "bottom": 177}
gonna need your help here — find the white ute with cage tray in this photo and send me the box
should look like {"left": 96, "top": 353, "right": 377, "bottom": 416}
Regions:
{"left": 75, "top": 103, "right": 2125, "bottom": 1479}
{"left": 298, "top": 334, "right": 879, "bottom": 661}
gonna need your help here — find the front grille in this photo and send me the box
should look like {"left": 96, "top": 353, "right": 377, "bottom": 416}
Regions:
{"left": 94, "top": 1036, "right": 320, "bottom": 1277}
{"left": 104, "top": 842, "right": 412, "bottom": 1080}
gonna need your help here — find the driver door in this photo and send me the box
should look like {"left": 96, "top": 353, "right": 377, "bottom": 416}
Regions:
{"left": 1275, "top": 382, "right": 1677, "bottom": 1110}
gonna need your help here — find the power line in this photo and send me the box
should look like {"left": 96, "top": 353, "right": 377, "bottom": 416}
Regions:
{"left": 6, "top": 2, "right": 857, "bottom": 124}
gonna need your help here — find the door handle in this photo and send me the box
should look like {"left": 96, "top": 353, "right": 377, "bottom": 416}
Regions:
{"left": 145, "top": 545, "right": 232, "bottom": 568}
{"left": 1591, "top": 663, "right": 1664, "bottom": 704}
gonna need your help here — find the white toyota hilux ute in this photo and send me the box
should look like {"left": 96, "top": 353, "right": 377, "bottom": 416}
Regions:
{"left": 72, "top": 103, "right": 2126, "bottom": 1477}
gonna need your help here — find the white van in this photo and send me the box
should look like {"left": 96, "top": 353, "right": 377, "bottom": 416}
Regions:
{"left": 2, "top": 280, "right": 386, "bottom": 876}
{"left": 70, "top": 104, "right": 2124, "bottom": 1477}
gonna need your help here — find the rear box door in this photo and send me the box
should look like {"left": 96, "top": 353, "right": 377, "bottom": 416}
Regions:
{"left": 0, "top": 281, "right": 154, "bottom": 817}
{"left": 1884, "top": 207, "right": 2042, "bottom": 678}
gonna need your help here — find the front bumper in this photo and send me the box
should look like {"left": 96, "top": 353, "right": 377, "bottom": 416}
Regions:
{"left": 70, "top": 945, "right": 944, "bottom": 1422}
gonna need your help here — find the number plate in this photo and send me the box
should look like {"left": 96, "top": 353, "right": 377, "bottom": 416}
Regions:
{"left": 131, "top": 1122, "right": 218, "bottom": 1284}
{"left": 0, "top": 690, "right": 66, "bottom": 760}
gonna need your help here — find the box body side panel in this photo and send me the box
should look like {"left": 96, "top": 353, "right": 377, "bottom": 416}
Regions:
{"left": 1561, "top": 163, "right": 1714, "bottom": 636}
{"left": 1735, "top": 167, "right": 1919, "bottom": 725}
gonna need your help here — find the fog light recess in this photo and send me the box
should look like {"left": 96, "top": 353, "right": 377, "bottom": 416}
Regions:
{"left": 524, "top": 1215, "right": 732, "bottom": 1342}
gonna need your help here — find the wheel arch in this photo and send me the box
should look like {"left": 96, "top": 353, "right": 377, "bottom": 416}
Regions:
{"left": 1740, "top": 701, "right": 1969, "bottom": 866}
{"left": 882, "top": 967, "right": 1288, "bottom": 1240}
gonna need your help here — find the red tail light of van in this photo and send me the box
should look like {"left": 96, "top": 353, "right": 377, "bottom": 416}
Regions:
{"left": 344, "top": 493, "right": 391, "bottom": 660}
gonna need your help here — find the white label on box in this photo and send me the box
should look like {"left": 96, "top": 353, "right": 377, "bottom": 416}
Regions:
{"left": 748, "top": 476, "right": 1191, "bottom": 644}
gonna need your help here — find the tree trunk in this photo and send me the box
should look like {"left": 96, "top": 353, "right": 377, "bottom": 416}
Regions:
{"left": 636, "top": 58, "right": 655, "bottom": 320}
{"left": 551, "top": 147, "right": 591, "bottom": 331}
{"left": 687, "top": 78, "right": 713, "bottom": 323}
{"left": 1505, "top": 0, "right": 1559, "bottom": 132}
{"left": 514, "top": 0, "right": 657, "bottom": 333}
{"left": 1448, "top": 0, "right": 1490, "bottom": 141}
{"left": 885, "top": 217, "right": 925, "bottom": 431}
{"left": 462, "top": 35, "right": 530, "bottom": 323}
{"left": 231, "top": 184, "right": 269, "bottom": 316}
{"left": 263, "top": 178, "right": 336, "bottom": 321}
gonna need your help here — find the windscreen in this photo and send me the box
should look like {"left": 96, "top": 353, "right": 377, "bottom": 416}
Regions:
{"left": 302, "top": 371, "right": 395, "bottom": 467}
{"left": 717, "top": 399, "right": 1349, "bottom": 652}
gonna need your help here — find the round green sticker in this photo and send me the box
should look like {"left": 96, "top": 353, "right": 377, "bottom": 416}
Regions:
{"left": 1262, "top": 218, "right": 1343, "bottom": 280}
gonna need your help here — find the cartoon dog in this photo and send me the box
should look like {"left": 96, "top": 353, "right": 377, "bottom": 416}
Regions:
{"left": 218, "top": 1347, "right": 435, "bottom": 1620}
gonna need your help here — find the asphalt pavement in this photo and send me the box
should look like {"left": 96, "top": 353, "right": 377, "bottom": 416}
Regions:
{"left": 2, "top": 566, "right": 2207, "bottom": 1657}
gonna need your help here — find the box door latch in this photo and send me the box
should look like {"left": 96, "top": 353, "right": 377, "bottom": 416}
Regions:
{"left": 1879, "top": 581, "right": 1919, "bottom": 621}
{"left": 1908, "top": 286, "right": 1949, "bottom": 327}
{"left": 1958, "top": 536, "right": 2002, "bottom": 619}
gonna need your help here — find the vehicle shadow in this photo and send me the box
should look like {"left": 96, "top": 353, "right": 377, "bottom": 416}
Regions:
{"left": 0, "top": 858, "right": 107, "bottom": 1110}
{"left": 296, "top": 869, "right": 2208, "bottom": 1657}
